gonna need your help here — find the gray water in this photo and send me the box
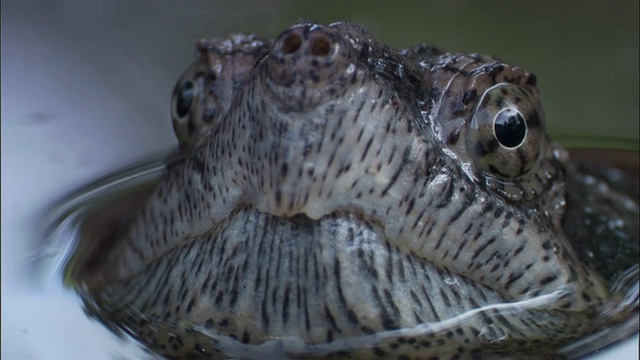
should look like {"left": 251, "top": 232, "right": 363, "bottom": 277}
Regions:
{"left": 2, "top": 1, "right": 638, "bottom": 359}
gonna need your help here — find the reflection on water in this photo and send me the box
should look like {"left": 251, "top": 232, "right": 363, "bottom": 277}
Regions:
{"left": 39, "top": 155, "right": 165, "bottom": 287}
{"left": 37, "top": 149, "right": 639, "bottom": 359}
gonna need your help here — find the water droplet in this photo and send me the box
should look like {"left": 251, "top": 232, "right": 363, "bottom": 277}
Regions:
{"left": 478, "top": 324, "right": 511, "bottom": 349}
{"left": 444, "top": 277, "right": 460, "bottom": 286}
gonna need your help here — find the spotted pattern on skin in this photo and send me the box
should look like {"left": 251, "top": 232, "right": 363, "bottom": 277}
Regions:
{"left": 94, "top": 208, "right": 592, "bottom": 359}
{"left": 72, "top": 20, "right": 631, "bottom": 359}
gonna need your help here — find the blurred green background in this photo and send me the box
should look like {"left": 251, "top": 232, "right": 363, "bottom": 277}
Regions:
{"left": 284, "top": 1, "right": 639, "bottom": 149}
{"left": 4, "top": 0, "right": 638, "bottom": 149}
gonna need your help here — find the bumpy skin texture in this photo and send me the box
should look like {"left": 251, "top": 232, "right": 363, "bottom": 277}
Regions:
{"left": 171, "top": 34, "right": 271, "bottom": 147}
{"left": 75, "top": 20, "right": 637, "bottom": 359}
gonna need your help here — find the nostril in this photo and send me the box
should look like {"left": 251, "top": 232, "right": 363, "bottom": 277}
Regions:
{"left": 281, "top": 33, "right": 302, "bottom": 54}
{"left": 309, "top": 35, "right": 332, "bottom": 56}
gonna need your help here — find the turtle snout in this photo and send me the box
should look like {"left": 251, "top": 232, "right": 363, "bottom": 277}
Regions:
{"left": 266, "top": 24, "right": 355, "bottom": 89}
{"left": 278, "top": 28, "right": 334, "bottom": 58}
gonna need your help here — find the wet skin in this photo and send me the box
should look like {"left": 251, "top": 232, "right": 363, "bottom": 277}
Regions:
{"left": 70, "top": 20, "right": 638, "bottom": 359}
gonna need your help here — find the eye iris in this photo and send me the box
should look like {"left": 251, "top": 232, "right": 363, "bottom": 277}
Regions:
{"left": 175, "top": 81, "right": 194, "bottom": 118}
{"left": 494, "top": 109, "right": 527, "bottom": 148}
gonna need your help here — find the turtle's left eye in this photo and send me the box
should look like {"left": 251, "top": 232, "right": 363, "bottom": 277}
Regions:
{"left": 174, "top": 80, "right": 194, "bottom": 119}
{"left": 466, "top": 83, "right": 544, "bottom": 179}
{"left": 171, "top": 60, "right": 209, "bottom": 146}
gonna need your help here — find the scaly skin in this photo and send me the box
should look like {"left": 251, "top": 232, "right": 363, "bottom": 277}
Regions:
{"left": 71, "top": 20, "right": 637, "bottom": 359}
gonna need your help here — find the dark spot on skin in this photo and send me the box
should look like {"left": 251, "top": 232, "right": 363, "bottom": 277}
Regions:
{"left": 360, "top": 326, "right": 375, "bottom": 334}
{"left": 569, "top": 266, "right": 578, "bottom": 281}
{"left": 326, "top": 329, "right": 334, "bottom": 343}
{"left": 193, "top": 343, "right": 206, "bottom": 354}
{"left": 475, "top": 142, "right": 488, "bottom": 157}
{"left": 242, "top": 332, "right": 250, "bottom": 344}
{"left": 539, "top": 274, "right": 558, "bottom": 285}
{"left": 526, "top": 111, "right": 541, "bottom": 128}
{"left": 488, "top": 165, "right": 508, "bottom": 177}
{"left": 504, "top": 271, "right": 524, "bottom": 290}
{"left": 448, "top": 128, "right": 461, "bottom": 144}
{"left": 188, "top": 117, "right": 197, "bottom": 136}
{"left": 487, "top": 64, "right": 504, "bottom": 81}
{"left": 373, "top": 347, "right": 386, "bottom": 357}
{"left": 485, "top": 138, "right": 499, "bottom": 153}
{"left": 451, "top": 99, "right": 466, "bottom": 115}
{"left": 275, "top": 189, "right": 282, "bottom": 207}
{"left": 462, "top": 89, "right": 478, "bottom": 105}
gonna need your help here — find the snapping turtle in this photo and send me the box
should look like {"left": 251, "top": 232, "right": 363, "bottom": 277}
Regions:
{"left": 66, "top": 20, "right": 638, "bottom": 359}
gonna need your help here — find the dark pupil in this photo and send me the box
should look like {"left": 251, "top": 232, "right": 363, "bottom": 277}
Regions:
{"left": 175, "top": 81, "right": 194, "bottom": 118}
{"left": 494, "top": 109, "right": 527, "bottom": 148}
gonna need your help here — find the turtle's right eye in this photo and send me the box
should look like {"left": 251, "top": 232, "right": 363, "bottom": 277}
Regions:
{"left": 466, "top": 83, "right": 544, "bottom": 179}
